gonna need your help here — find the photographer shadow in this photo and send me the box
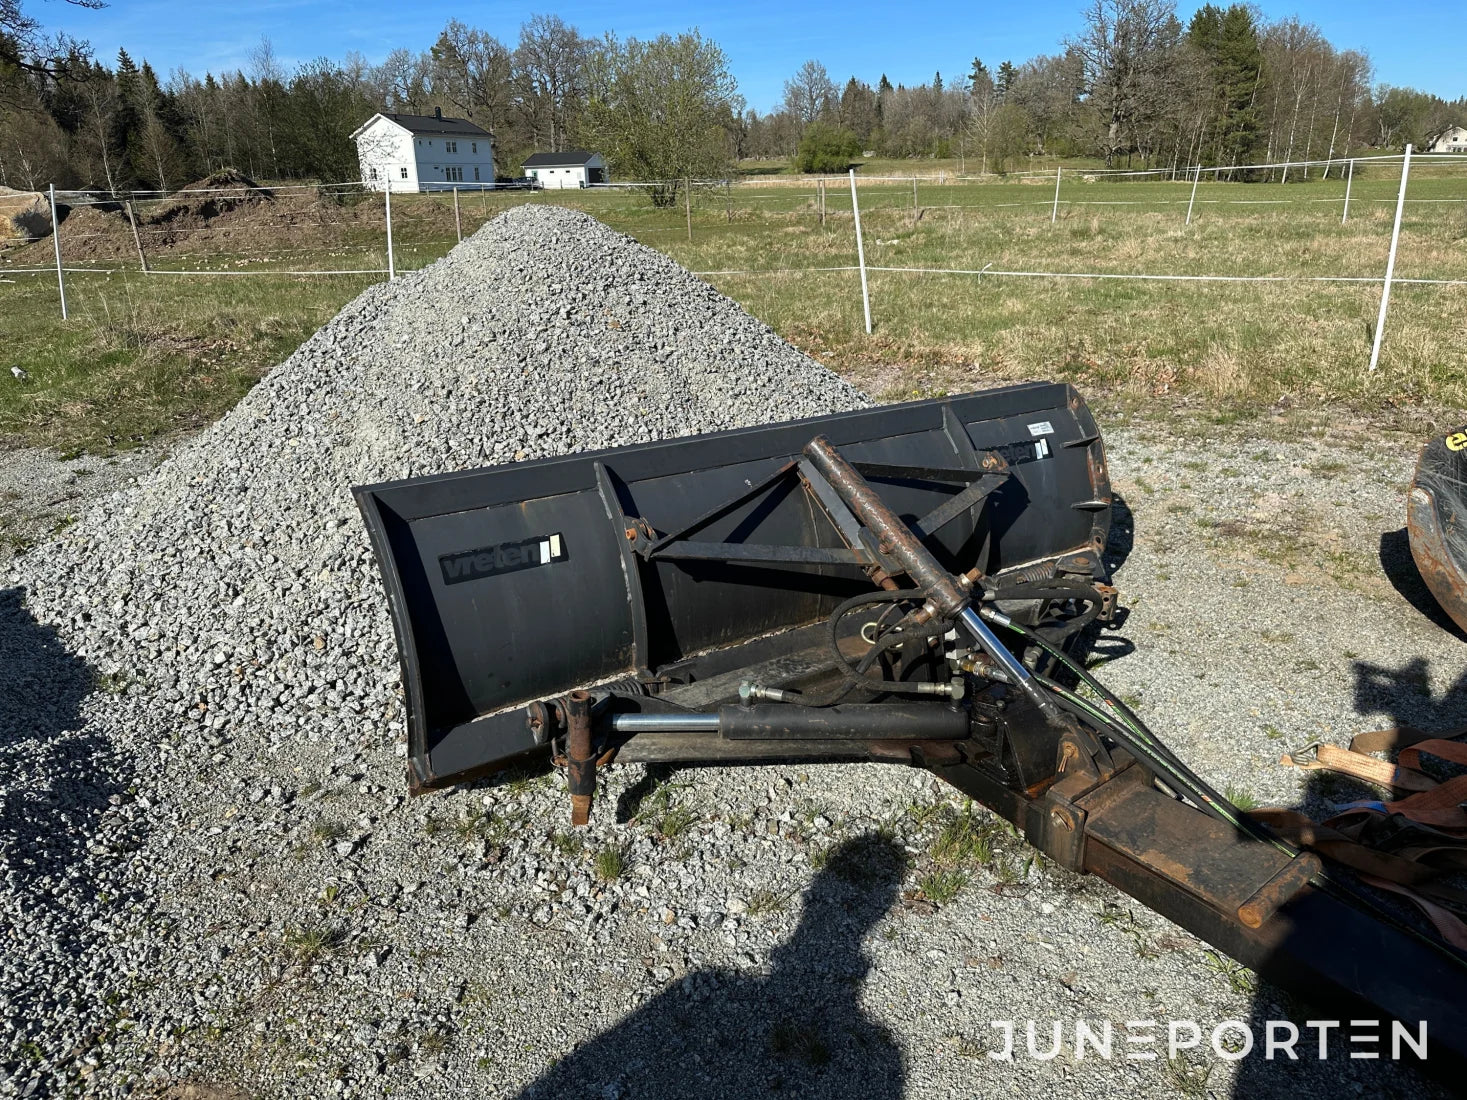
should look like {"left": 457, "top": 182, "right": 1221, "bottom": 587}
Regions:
{"left": 0, "top": 587, "right": 107, "bottom": 891}
{"left": 1229, "top": 655, "right": 1467, "bottom": 1099}
{"left": 514, "top": 833, "right": 907, "bottom": 1100}
{"left": 0, "top": 586, "right": 125, "bottom": 1086}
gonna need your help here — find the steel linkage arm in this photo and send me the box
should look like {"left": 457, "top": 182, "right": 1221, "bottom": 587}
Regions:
{"left": 927, "top": 746, "right": 1467, "bottom": 1076}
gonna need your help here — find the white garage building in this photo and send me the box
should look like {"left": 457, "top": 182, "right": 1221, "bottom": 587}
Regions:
{"left": 521, "top": 150, "right": 607, "bottom": 189}
{"left": 351, "top": 109, "right": 494, "bottom": 192}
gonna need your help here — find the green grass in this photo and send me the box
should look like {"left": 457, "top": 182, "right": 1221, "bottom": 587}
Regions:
{"left": 930, "top": 803, "right": 995, "bottom": 867}
{"left": 917, "top": 868, "right": 969, "bottom": 905}
{"left": 3, "top": 163, "right": 1463, "bottom": 454}
{"left": 745, "top": 886, "right": 795, "bottom": 916}
{"left": 594, "top": 844, "right": 625, "bottom": 882}
{"left": 282, "top": 922, "right": 346, "bottom": 963}
{"left": 1203, "top": 949, "right": 1259, "bottom": 995}
{"left": 1224, "top": 785, "right": 1262, "bottom": 811}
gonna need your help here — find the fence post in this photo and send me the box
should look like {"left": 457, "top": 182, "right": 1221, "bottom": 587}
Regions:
{"left": 48, "top": 184, "right": 67, "bottom": 320}
{"left": 1185, "top": 165, "right": 1201, "bottom": 225}
{"left": 684, "top": 177, "right": 692, "bottom": 242}
{"left": 1050, "top": 166, "right": 1062, "bottom": 225}
{"left": 384, "top": 184, "right": 396, "bottom": 281}
{"left": 849, "top": 169, "right": 872, "bottom": 336}
{"left": 124, "top": 198, "right": 149, "bottom": 273}
{"left": 1342, "top": 158, "right": 1355, "bottom": 225}
{"left": 912, "top": 176, "right": 918, "bottom": 224}
{"left": 819, "top": 178, "right": 826, "bottom": 225}
{"left": 1368, "top": 145, "right": 1412, "bottom": 372}
{"left": 453, "top": 186, "right": 462, "bottom": 243}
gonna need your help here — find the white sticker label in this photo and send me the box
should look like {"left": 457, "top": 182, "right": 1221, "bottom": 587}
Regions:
{"left": 1035, "top": 438, "right": 1051, "bottom": 459}
{"left": 1028, "top": 421, "right": 1055, "bottom": 437}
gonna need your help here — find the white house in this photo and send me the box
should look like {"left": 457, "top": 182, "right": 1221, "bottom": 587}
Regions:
{"left": 1425, "top": 125, "right": 1467, "bottom": 154}
{"left": 351, "top": 109, "right": 494, "bottom": 192}
{"left": 521, "top": 150, "right": 607, "bottom": 189}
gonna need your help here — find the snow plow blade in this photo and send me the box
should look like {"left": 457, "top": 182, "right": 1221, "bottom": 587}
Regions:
{"left": 1408, "top": 424, "right": 1467, "bottom": 634}
{"left": 354, "top": 382, "right": 1467, "bottom": 1079}
{"left": 353, "top": 382, "right": 1109, "bottom": 788}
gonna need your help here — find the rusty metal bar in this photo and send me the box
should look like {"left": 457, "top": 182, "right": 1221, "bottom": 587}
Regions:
{"left": 927, "top": 753, "right": 1467, "bottom": 1075}
{"left": 565, "top": 690, "right": 595, "bottom": 826}
{"left": 803, "top": 435, "right": 967, "bottom": 617}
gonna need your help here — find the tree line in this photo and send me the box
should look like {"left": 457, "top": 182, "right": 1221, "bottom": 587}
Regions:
{"left": 771, "top": 1, "right": 1464, "bottom": 176}
{"left": 1, "top": 0, "right": 1462, "bottom": 194}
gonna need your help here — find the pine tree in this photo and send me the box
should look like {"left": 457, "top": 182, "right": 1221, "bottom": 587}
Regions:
{"left": 1187, "top": 4, "right": 1263, "bottom": 167}
{"left": 106, "top": 50, "right": 144, "bottom": 187}
{"left": 996, "top": 60, "right": 1016, "bottom": 101}
{"left": 968, "top": 58, "right": 988, "bottom": 92}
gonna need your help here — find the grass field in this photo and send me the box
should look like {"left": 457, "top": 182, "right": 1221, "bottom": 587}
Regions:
{"left": 2, "top": 159, "right": 1464, "bottom": 452}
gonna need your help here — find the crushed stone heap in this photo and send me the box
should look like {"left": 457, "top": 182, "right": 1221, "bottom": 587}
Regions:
{"left": 1, "top": 204, "right": 867, "bottom": 1096}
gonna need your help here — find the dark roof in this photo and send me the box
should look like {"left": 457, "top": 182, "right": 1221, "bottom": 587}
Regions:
{"left": 522, "top": 150, "right": 599, "bottom": 167}
{"left": 383, "top": 112, "right": 490, "bottom": 137}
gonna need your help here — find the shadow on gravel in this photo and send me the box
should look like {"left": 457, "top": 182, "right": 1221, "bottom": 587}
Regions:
{"left": 0, "top": 586, "right": 126, "bottom": 1084}
{"left": 1378, "top": 529, "right": 1467, "bottom": 643}
{"left": 1104, "top": 491, "right": 1135, "bottom": 578}
{"left": 1354, "top": 656, "right": 1467, "bottom": 744}
{"left": 1228, "top": 661, "right": 1467, "bottom": 1100}
{"left": 0, "top": 587, "right": 107, "bottom": 893}
{"left": 514, "top": 833, "right": 906, "bottom": 1100}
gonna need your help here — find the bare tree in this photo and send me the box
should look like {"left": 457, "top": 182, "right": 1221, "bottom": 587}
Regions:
{"left": 77, "top": 70, "right": 120, "bottom": 191}
{"left": 781, "top": 60, "right": 837, "bottom": 127}
{"left": 514, "top": 14, "right": 587, "bottom": 152}
{"left": 1008, "top": 52, "right": 1085, "bottom": 156}
{"left": 430, "top": 20, "right": 513, "bottom": 143}
{"left": 376, "top": 48, "right": 428, "bottom": 111}
{"left": 1069, "top": 0, "right": 1183, "bottom": 166}
{"left": 965, "top": 65, "right": 1000, "bottom": 172}
{"left": 247, "top": 37, "right": 284, "bottom": 176}
{"left": 0, "top": 0, "right": 103, "bottom": 80}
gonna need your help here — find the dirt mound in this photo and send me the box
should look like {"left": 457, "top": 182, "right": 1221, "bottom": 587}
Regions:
{"left": 0, "top": 168, "right": 307, "bottom": 266}
{"left": 0, "top": 187, "right": 52, "bottom": 241}
{"left": 142, "top": 168, "right": 274, "bottom": 245}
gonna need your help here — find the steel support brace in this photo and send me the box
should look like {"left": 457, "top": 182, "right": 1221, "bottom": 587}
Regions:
{"left": 927, "top": 756, "right": 1467, "bottom": 1074}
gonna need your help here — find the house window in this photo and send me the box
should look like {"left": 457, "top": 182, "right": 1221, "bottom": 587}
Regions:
{"left": 474, "top": 166, "right": 480, "bottom": 181}
{"left": 446, "top": 141, "right": 457, "bottom": 153}
{"left": 445, "top": 166, "right": 463, "bottom": 182}
{"left": 471, "top": 142, "right": 477, "bottom": 154}
{"left": 400, "top": 167, "right": 408, "bottom": 179}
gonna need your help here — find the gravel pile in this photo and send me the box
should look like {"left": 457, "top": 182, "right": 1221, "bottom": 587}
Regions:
{"left": 0, "top": 206, "right": 1451, "bottom": 1099}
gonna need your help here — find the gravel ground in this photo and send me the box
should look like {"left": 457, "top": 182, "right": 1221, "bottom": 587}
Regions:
{"left": 0, "top": 448, "right": 161, "bottom": 567}
{"left": 2, "top": 205, "right": 1461, "bottom": 1099}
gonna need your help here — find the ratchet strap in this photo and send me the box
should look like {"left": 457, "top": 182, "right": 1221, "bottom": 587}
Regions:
{"left": 1264, "top": 725, "right": 1467, "bottom": 948}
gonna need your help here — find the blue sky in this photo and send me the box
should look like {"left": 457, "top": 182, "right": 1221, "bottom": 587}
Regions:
{"left": 40, "top": 0, "right": 1465, "bottom": 110}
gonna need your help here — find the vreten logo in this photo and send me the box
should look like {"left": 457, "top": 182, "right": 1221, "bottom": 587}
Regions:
{"left": 440, "top": 534, "right": 566, "bottom": 585}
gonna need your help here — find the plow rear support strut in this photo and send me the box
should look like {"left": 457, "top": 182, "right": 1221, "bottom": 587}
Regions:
{"left": 929, "top": 751, "right": 1467, "bottom": 1071}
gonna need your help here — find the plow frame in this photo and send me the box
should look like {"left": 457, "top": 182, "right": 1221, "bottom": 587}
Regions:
{"left": 354, "top": 385, "right": 1467, "bottom": 1079}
